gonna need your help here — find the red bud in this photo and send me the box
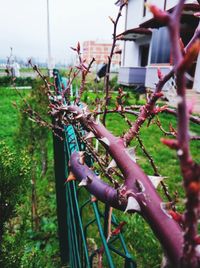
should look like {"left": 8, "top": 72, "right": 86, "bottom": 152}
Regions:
{"left": 160, "top": 138, "right": 179, "bottom": 150}
{"left": 146, "top": 4, "right": 169, "bottom": 24}
{"left": 168, "top": 210, "right": 182, "bottom": 223}
{"left": 188, "top": 181, "right": 200, "bottom": 194}
{"left": 157, "top": 68, "right": 163, "bottom": 80}
{"left": 179, "top": 40, "right": 200, "bottom": 72}
{"left": 154, "top": 92, "right": 164, "bottom": 98}
{"left": 194, "top": 235, "right": 200, "bottom": 245}
{"left": 111, "top": 221, "right": 126, "bottom": 236}
{"left": 153, "top": 105, "right": 168, "bottom": 114}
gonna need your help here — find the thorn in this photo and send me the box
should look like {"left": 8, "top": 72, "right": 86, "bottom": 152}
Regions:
{"left": 125, "top": 147, "right": 137, "bottom": 162}
{"left": 79, "top": 151, "right": 85, "bottom": 157}
{"left": 78, "top": 179, "right": 88, "bottom": 186}
{"left": 78, "top": 176, "right": 93, "bottom": 187}
{"left": 160, "top": 202, "right": 173, "bottom": 219}
{"left": 82, "top": 105, "right": 88, "bottom": 114}
{"left": 79, "top": 151, "right": 85, "bottom": 165}
{"left": 99, "top": 137, "right": 110, "bottom": 146}
{"left": 107, "top": 159, "right": 117, "bottom": 170}
{"left": 91, "top": 196, "right": 97, "bottom": 202}
{"left": 74, "top": 114, "right": 83, "bottom": 120}
{"left": 148, "top": 175, "right": 164, "bottom": 188}
{"left": 124, "top": 196, "right": 141, "bottom": 213}
{"left": 135, "top": 179, "right": 145, "bottom": 192}
{"left": 71, "top": 110, "right": 78, "bottom": 115}
{"left": 84, "top": 132, "right": 95, "bottom": 140}
{"left": 62, "top": 105, "right": 69, "bottom": 111}
{"left": 65, "top": 172, "right": 76, "bottom": 183}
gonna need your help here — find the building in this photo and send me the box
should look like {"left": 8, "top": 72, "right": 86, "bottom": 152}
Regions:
{"left": 82, "top": 41, "right": 121, "bottom": 71}
{"left": 117, "top": 0, "right": 200, "bottom": 93}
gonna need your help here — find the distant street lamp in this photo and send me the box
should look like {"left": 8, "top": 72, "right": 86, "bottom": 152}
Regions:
{"left": 47, "top": 0, "right": 54, "bottom": 76}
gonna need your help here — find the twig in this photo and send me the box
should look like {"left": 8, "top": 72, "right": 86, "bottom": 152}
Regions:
{"left": 102, "top": 3, "right": 127, "bottom": 125}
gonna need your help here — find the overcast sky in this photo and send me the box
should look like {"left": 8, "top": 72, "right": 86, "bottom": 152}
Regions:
{"left": 0, "top": 0, "right": 125, "bottom": 64}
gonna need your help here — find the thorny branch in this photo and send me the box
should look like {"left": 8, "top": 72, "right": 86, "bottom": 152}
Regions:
{"left": 149, "top": 0, "right": 200, "bottom": 266}
{"left": 102, "top": 2, "right": 127, "bottom": 125}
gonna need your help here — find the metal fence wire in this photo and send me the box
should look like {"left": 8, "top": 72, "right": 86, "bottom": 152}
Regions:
{"left": 52, "top": 69, "right": 136, "bottom": 268}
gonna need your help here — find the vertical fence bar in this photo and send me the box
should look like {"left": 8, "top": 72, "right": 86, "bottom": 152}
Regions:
{"left": 52, "top": 122, "right": 69, "bottom": 264}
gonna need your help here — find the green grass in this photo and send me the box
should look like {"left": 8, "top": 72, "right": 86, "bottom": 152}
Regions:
{"left": 0, "top": 87, "right": 29, "bottom": 147}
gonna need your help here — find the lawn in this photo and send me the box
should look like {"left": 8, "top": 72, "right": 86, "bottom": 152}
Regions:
{"left": 0, "top": 87, "right": 29, "bottom": 147}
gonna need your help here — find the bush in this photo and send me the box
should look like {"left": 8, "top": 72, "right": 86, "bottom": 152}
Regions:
{"left": 0, "top": 142, "right": 30, "bottom": 256}
{"left": 0, "top": 76, "right": 35, "bottom": 87}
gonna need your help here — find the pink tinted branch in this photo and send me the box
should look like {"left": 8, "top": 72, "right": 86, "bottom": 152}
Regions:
{"left": 123, "top": 4, "right": 200, "bottom": 146}
{"left": 69, "top": 152, "right": 126, "bottom": 210}
{"left": 79, "top": 57, "right": 95, "bottom": 98}
{"left": 163, "top": 108, "right": 200, "bottom": 125}
{"left": 123, "top": 69, "right": 174, "bottom": 146}
{"left": 151, "top": 0, "right": 200, "bottom": 265}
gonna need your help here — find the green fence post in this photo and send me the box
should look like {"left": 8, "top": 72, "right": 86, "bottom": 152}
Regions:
{"left": 52, "top": 122, "right": 69, "bottom": 265}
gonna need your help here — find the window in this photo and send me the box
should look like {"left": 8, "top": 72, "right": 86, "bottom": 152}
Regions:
{"left": 150, "top": 27, "right": 170, "bottom": 64}
{"left": 139, "top": 44, "right": 149, "bottom": 67}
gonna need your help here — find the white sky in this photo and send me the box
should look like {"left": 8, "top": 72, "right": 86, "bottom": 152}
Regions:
{"left": 0, "top": 0, "right": 125, "bottom": 64}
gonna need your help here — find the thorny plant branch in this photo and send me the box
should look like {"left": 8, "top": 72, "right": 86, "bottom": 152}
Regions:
{"left": 102, "top": 2, "right": 127, "bottom": 126}
{"left": 115, "top": 90, "right": 175, "bottom": 205}
{"left": 148, "top": 0, "right": 200, "bottom": 266}
{"left": 65, "top": 115, "right": 122, "bottom": 187}
{"left": 13, "top": 84, "right": 63, "bottom": 140}
{"left": 123, "top": 18, "right": 200, "bottom": 147}
{"left": 62, "top": 103, "right": 184, "bottom": 267}
{"left": 155, "top": 117, "right": 200, "bottom": 140}
{"left": 136, "top": 134, "right": 176, "bottom": 209}
{"left": 71, "top": 42, "right": 95, "bottom": 101}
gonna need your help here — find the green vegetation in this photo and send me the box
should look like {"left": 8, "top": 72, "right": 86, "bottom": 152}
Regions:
{"left": 0, "top": 76, "right": 36, "bottom": 87}
{"left": 0, "top": 78, "right": 199, "bottom": 267}
{"left": 0, "top": 84, "right": 59, "bottom": 267}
